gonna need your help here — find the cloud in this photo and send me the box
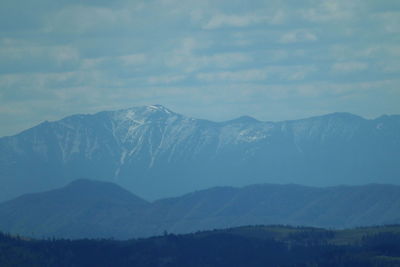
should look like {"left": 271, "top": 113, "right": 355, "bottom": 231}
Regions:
{"left": 0, "top": 0, "right": 399, "bottom": 136}
{"left": 279, "top": 30, "right": 318, "bottom": 43}
{"left": 166, "top": 37, "right": 252, "bottom": 72}
{"left": 43, "top": 5, "right": 134, "bottom": 34}
{"left": 197, "top": 69, "right": 267, "bottom": 82}
{"left": 0, "top": 42, "right": 80, "bottom": 73}
{"left": 118, "top": 54, "right": 147, "bottom": 66}
{"left": 202, "top": 9, "right": 287, "bottom": 30}
{"left": 80, "top": 54, "right": 146, "bottom": 71}
{"left": 381, "top": 61, "right": 400, "bottom": 73}
{"left": 196, "top": 66, "right": 316, "bottom": 83}
{"left": 299, "top": 1, "right": 358, "bottom": 23}
{"left": 147, "top": 74, "right": 186, "bottom": 84}
{"left": 168, "top": 52, "right": 252, "bottom": 73}
{"left": 331, "top": 61, "right": 368, "bottom": 72}
{"left": 373, "top": 11, "right": 400, "bottom": 33}
{"left": 329, "top": 44, "right": 400, "bottom": 63}
{"left": 203, "top": 14, "right": 267, "bottom": 29}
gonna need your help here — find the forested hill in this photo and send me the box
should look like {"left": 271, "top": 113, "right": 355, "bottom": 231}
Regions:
{"left": 1, "top": 180, "right": 400, "bottom": 239}
{"left": 1, "top": 225, "right": 400, "bottom": 267}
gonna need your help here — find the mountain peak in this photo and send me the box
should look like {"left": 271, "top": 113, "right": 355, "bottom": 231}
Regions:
{"left": 66, "top": 178, "right": 114, "bottom": 189}
{"left": 113, "top": 104, "right": 177, "bottom": 123}
{"left": 61, "top": 179, "right": 149, "bottom": 205}
{"left": 147, "top": 104, "right": 173, "bottom": 114}
{"left": 135, "top": 104, "right": 174, "bottom": 116}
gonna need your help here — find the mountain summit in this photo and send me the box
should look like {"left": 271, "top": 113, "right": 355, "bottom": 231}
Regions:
{"left": 0, "top": 105, "right": 399, "bottom": 201}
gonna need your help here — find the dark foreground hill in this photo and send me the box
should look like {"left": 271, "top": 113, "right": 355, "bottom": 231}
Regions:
{"left": 1, "top": 180, "right": 400, "bottom": 239}
{"left": 0, "top": 179, "right": 149, "bottom": 239}
{"left": 1, "top": 225, "right": 400, "bottom": 267}
{"left": 1, "top": 105, "right": 400, "bottom": 202}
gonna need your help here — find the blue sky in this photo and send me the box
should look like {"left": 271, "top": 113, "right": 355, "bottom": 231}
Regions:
{"left": 0, "top": 0, "right": 399, "bottom": 136}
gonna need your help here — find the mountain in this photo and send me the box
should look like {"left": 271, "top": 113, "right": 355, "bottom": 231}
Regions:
{"left": 146, "top": 183, "right": 400, "bottom": 235}
{"left": 0, "top": 179, "right": 149, "bottom": 239}
{"left": 0, "top": 180, "right": 399, "bottom": 239}
{"left": 1, "top": 105, "right": 400, "bottom": 201}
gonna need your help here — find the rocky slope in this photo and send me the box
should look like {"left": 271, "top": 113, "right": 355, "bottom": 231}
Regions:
{"left": 0, "top": 105, "right": 399, "bottom": 201}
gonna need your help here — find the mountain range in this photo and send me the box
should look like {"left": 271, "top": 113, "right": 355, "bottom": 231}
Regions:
{"left": 0, "top": 105, "right": 399, "bottom": 201}
{"left": 1, "top": 179, "right": 399, "bottom": 239}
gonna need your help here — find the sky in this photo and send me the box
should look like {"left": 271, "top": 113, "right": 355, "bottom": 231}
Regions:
{"left": 0, "top": 0, "right": 399, "bottom": 136}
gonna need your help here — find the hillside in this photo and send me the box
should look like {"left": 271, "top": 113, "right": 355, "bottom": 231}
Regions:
{"left": 0, "top": 179, "right": 149, "bottom": 239}
{"left": 0, "top": 180, "right": 399, "bottom": 239}
{"left": 1, "top": 225, "right": 400, "bottom": 267}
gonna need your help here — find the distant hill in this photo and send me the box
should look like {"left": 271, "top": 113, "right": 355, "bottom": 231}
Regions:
{"left": 0, "top": 179, "right": 149, "bottom": 239}
{"left": 0, "top": 180, "right": 399, "bottom": 239}
{"left": 1, "top": 225, "right": 400, "bottom": 267}
{"left": 1, "top": 105, "right": 399, "bottom": 201}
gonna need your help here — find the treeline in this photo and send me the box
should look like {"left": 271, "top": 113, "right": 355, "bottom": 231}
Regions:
{"left": 1, "top": 226, "right": 400, "bottom": 266}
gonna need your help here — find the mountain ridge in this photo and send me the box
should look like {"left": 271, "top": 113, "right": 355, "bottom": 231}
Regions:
{"left": 1, "top": 105, "right": 399, "bottom": 201}
{"left": 0, "top": 179, "right": 400, "bottom": 239}
{"left": 5, "top": 106, "right": 392, "bottom": 139}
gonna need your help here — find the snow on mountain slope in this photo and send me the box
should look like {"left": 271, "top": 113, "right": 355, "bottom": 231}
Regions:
{"left": 0, "top": 105, "right": 399, "bottom": 201}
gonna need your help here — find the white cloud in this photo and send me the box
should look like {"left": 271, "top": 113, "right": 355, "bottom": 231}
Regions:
{"left": 299, "top": 1, "right": 357, "bottom": 23}
{"left": 166, "top": 38, "right": 252, "bottom": 72}
{"left": 43, "top": 5, "right": 133, "bottom": 34}
{"left": 330, "top": 44, "right": 400, "bottom": 62}
{"left": 203, "top": 14, "right": 265, "bottom": 29}
{"left": 381, "top": 62, "right": 400, "bottom": 73}
{"left": 81, "top": 57, "right": 108, "bottom": 69}
{"left": 293, "top": 79, "right": 400, "bottom": 98}
{"left": 118, "top": 54, "right": 147, "bottom": 66}
{"left": 0, "top": 44, "right": 79, "bottom": 63}
{"left": 332, "top": 61, "right": 368, "bottom": 72}
{"left": 80, "top": 53, "right": 146, "bottom": 70}
{"left": 147, "top": 74, "right": 186, "bottom": 84}
{"left": 373, "top": 11, "right": 400, "bottom": 33}
{"left": 197, "top": 69, "right": 267, "bottom": 82}
{"left": 203, "top": 13, "right": 267, "bottom": 29}
{"left": 52, "top": 46, "right": 80, "bottom": 65}
{"left": 202, "top": 9, "right": 287, "bottom": 30}
{"left": 279, "top": 30, "right": 318, "bottom": 43}
{"left": 196, "top": 65, "right": 315, "bottom": 83}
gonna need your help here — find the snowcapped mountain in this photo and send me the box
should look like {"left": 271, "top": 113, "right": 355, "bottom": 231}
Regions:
{"left": 0, "top": 105, "right": 399, "bottom": 201}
